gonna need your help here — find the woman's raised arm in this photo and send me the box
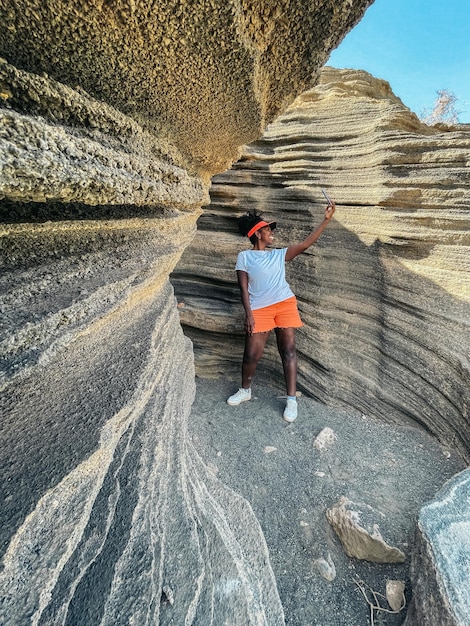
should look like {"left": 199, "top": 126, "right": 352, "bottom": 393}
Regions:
{"left": 285, "top": 202, "right": 335, "bottom": 261}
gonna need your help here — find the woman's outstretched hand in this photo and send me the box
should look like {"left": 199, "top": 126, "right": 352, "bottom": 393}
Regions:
{"left": 325, "top": 201, "right": 336, "bottom": 221}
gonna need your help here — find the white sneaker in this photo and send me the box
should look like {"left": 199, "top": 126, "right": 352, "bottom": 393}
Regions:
{"left": 227, "top": 387, "right": 251, "bottom": 406}
{"left": 283, "top": 399, "right": 298, "bottom": 422}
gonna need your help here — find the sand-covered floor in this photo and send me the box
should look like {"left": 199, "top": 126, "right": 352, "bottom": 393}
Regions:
{"left": 189, "top": 374, "right": 465, "bottom": 626}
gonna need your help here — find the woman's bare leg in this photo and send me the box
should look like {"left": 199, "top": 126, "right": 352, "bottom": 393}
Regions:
{"left": 242, "top": 331, "right": 270, "bottom": 388}
{"left": 275, "top": 327, "right": 297, "bottom": 396}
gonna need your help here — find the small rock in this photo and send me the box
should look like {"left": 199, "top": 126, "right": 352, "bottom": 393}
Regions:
{"left": 207, "top": 462, "right": 219, "bottom": 474}
{"left": 314, "top": 553, "right": 336, "bottom": 581}
{"left": 264, "top": 446, "right": 277, "bottom": 454}
{"left": 313, "top": 427, "right": 337, "bottom": 451}
{"left": 386, "top": 580, "right": 406, "bottom": 612}
{"left": 162, "top": 585, "right": 174, "bottom": 605}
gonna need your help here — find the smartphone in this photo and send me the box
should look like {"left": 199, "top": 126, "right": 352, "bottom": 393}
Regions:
{"left": 322, "top": 189, "right": 333, "bottom": 205}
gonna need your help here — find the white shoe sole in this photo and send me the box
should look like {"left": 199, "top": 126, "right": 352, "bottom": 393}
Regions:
{"left": 227, "top": 396, "right": 251, "bottom": 406}
{"left": 283, "top": 403, "right": 298, "bottom": 422}
{"left": 283, "top": 414, "right": 297, "bottom": 423}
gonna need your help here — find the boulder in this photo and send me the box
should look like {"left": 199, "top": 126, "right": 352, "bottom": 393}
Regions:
{"left": 404, "top": 469, "right": 470, "bottom": 626}
{"left": 326, "top": 496, "right": 406, "bottom": 563}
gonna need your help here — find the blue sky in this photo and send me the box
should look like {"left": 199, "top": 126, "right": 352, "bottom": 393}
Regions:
{"left": 327, "top": 0, "right": 470, "bottom": 122}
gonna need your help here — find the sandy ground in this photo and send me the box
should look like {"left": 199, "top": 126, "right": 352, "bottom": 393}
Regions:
{"left": 188, "top": 374, "right": 465, "bottom": 626}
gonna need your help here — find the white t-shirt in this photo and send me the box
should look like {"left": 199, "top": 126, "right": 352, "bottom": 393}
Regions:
{"left": 235, "top": 247, "right": 294, "bottom": 310}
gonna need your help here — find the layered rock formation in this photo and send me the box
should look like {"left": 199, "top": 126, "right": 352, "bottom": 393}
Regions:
{"left": 172, "top": 67, "right": 470, "bottom": 625}
{"left": 0, "top": 0, "right": 372, "bottom": 177}
{"left": 1, "top": 2, "right": 378, "bottom": 624}
{"left": 174, "top": 67, "right": 470, "bottom": 460}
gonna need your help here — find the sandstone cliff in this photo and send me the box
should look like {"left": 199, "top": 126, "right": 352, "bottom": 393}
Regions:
{"left": 171, "top": 67, "right": 470, "bottom": 625}
{"left": 0, "top": 0, "right": 372, "bottom": 177}
{"left": 174, "top": 67, "right": 470, "bottom": 461}
{"left": 1, "top": 2, "right": 379, "bottom": 624}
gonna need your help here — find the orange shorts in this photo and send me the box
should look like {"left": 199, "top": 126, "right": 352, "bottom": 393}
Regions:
{"left": 252, "top": 296, "right": 303, "bottom": 333}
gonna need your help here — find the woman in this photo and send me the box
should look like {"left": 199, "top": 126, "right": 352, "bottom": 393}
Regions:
{"left": 227, "top": 200, "right": 336, "bottom": 422}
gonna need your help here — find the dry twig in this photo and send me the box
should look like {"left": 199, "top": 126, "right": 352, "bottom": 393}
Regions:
{"left": 353, "top": 576, "right": 406, "bottom": 626}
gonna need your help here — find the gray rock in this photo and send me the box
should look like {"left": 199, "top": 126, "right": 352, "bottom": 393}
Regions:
{"left": 386, "top": 580, "right": 406, "bottom": 612}
{"left": 313, "top": 426, "right": 337, "bottom": 451}
{"left": 404, "top": 469, "right": 470, "bottom": 626}
{"left": 314, "top": 553, "right": 336, "bottom": 581}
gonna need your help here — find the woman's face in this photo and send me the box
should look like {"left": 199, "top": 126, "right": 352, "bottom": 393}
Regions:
{"left": 258, "top": 225, "right": 274, "bottom": 246}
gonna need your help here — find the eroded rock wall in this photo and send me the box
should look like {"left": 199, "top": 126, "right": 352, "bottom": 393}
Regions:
{"left": 173, "top": 68, "right": 470, "bottom": 461}
{"left": 1, "top": 193, "right": 291, "bottom": 623}
{"left": 1, "top": 3, "right": 378, "bottom": 624}
{"left": 0, "top": 276, "right": 285, "bottom": 625}
{"left": 0, "top": 0, "right": 373, "bottom": 176}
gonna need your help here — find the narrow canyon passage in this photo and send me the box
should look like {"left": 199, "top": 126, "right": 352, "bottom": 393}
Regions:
{"left": 1, "top": 0, "right": 469, "bottom": 617}
{"left": 189, "top": 375, "right": 465, "bottom": 626}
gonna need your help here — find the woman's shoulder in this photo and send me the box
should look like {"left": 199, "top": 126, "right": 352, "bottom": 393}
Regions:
{"left": 238, "top": 247, "right": 286, "bottom": 258}
{"left": 271, "top": 247, "right": 288, "bottom": 258}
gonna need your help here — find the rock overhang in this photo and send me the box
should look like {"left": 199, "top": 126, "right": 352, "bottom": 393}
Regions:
{"left": 0, "top": 0, "right": 375, "bottom": 179}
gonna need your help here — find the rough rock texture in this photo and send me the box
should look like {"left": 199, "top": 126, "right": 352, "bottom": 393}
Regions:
{"left": 0, "top": 60, "right": 206, "bottom": 207}
{"left": 1, "top": 3, "right": 380, "bottom": 625}
{"left": 173, "top": 67, "right": 470, "bottom": 462}
{"left": 404, "top": 469, "right": 470, "bottom": 626}
{"left": 0, "top": 205, "right": 289, "bottom": 624}
{"left": 0, "top": 281, "right": 284, "bottom": 625}
{"left": 0, "top": 0, "right": 373, "bottom": 177}
{"left": 326, "top": 497, "right": 406, "bottom": 563}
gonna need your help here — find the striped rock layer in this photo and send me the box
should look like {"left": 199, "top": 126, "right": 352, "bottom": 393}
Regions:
{"left": 1, "top": 3, "right": 376, "bottom": 625}
{"left": 172, "top": 67, "right": 470, "bottom": 626}
{"left": 174, "top": 67, "right": 470, "bottom": 461}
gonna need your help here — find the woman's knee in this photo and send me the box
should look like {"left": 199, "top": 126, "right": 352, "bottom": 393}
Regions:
{"left": 279, "top": 344, "right": 297, "bottom": 363}
{"left": 243, "top": 332, "right": 269, "bottom": 364}
{"left": 243, "top": 349, "right": 262, "bottom": 366}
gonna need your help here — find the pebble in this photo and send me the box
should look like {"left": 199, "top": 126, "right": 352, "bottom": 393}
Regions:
{"left": 313, "top": 427, "right": 337, "bottom": 451}
{"left": 314, "top": 554, "right": 336, "bottom": 581}
{"left": 264, "top": 446, "right": 277, "bottom": 454}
